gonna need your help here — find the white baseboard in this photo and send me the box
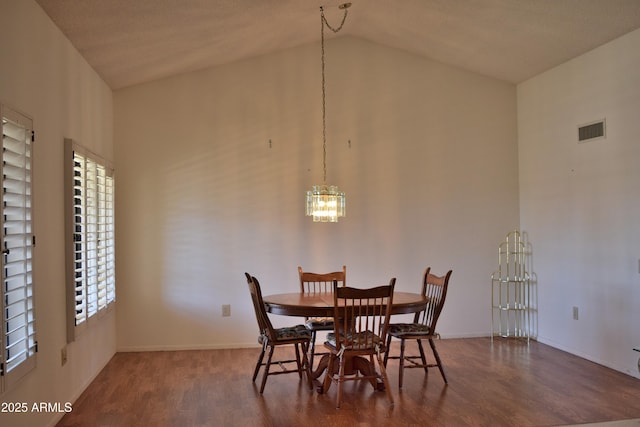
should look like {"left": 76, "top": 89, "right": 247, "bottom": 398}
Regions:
{"left": 116, "top": 342, "right": 260, "bottom": 352}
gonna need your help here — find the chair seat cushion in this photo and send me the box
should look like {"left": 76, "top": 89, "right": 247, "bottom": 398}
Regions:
{"left": 305, "top": 317, "right": 334, "bottom": 330}
{"left": 326, "top": 331, "right": 383, "bottom": 350}
{"left": 276, "top": 324, "right": 312, "bottom": 341}
{"left": 258, "top": 324, "right": 311, "bottom": 344}
{"left": 387, "top": 323, "right": 431, "bottom": 336}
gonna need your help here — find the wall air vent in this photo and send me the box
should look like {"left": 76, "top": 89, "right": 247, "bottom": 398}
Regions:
{"left": 578, "top": 119, "right": 605, "bottom": 142}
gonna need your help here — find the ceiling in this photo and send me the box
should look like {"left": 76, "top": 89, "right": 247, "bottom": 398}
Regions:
{"left": 35, "top": 0, "right": 640, "bottom": 90}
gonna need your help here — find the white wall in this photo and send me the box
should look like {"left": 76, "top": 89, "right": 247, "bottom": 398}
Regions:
{"left": 0, "top": 1, "right": 115, "bottom": 426}
{"left": 114, "top": 37, "right": 518, "bottom": 351}
{"left": 2, "top": 2, "right": 638, "bottom": 425}
{"left": 518, "top": 28, "right": 640, "bottom": 378}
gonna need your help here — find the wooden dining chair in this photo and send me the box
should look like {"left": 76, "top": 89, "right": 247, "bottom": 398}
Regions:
{"left": 298, "top": 265, "right": 346, "bottom": 369}
{"left": 245, "top": 273, "right": 313, "bottom": 393}
{"left": 322, "top": 278, "right": 396, "bottom": 408}
{"left": 383, "top": 268, "right": 452, "bottom": 388}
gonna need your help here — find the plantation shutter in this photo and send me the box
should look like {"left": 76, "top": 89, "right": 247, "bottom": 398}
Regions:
{"left": 0, "top": 105, "right": 36, "bottom": 390}
{"left": 65, "top": 139, "right": 115, "bottom": 342}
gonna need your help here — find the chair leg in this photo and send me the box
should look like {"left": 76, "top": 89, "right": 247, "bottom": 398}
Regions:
{"left": 253, "top": 341, "right": 267, "bottom": 382}
{"left": 377, "top": 353, "right": 394, "bottom": 406}
{"left": 383, "top": 334, "right": 392, "bottom": 367}
{"left": 429, "top": 338, "right": 448, "bottom": 384}
{"left": 260, "top": 345, "right": 275, "bottom": 394}
{"left": 417, "top": 339, "right": 429, "bottom": 374}
{"left": 399, "top": 338, "right": 406, "bottom": 388}
{"left": 336, "top": 353, "right": 346, "bottom": 409}
{"left": 302, "top": 342, "right": 314, "bottom": 390}
{"left": 322, "top": 353, "right": 335, "bottom": 394}
{"left": 294, "top": 343, "right": 303, "bottom": 379}
{"left": 309, "top": 330, "right": 317, "bottom": 369}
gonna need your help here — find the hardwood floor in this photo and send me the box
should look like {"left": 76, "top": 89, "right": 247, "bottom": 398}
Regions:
{"left": 56, "top": 338, "right": 640, "bottom": 427}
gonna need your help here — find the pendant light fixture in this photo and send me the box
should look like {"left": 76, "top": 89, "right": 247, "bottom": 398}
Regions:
{"left": 305, "top": 3, "right": 350, "bottom": 222}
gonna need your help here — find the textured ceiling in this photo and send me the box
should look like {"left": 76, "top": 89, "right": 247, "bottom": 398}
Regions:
{"left": 35, "top": 0, "right": 640, "bottom": 90}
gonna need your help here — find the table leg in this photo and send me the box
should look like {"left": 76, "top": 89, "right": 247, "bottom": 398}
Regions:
{"left": 316, "top": 354, "right": 385, "bottom": 393}
{"left": 312, "top": 354, "right": 330, "bottom": 380}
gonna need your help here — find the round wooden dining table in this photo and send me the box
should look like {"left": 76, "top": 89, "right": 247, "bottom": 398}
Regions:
{"left": 262, "top": 291, "right": 428, "bottom": 391}
{"left": 262, "top": 291, "right": 428, "bottom": 318}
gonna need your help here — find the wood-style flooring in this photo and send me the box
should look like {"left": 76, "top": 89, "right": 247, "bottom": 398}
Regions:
{"left": 56, "top": 337, "right": 640, "bottom": 427}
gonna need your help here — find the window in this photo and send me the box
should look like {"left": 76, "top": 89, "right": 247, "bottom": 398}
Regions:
{"left": 64, "top": 139, "right": 115, "bottom": 342}
{"left": 0, "top": 105, "right": 36, "bottom": 392}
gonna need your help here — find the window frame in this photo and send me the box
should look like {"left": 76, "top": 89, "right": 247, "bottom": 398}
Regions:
{"left": 64, "top": 138, "right": 115, "bottom": 342}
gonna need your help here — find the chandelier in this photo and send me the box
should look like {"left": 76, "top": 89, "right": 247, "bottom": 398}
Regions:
{"left": 305, "top": 3, "right": 350, "bottom": 222}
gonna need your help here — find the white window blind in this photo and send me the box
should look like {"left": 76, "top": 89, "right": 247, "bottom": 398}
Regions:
{"left": 65, "top": 139, "right": 114, "bottom": 341}
{"left": 0, "top": 105, "right": 36, "bottom": 391}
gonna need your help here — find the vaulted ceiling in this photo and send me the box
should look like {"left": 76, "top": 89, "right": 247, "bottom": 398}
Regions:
{"left": 35, "top": 0, "right": 640, "bottom": 90}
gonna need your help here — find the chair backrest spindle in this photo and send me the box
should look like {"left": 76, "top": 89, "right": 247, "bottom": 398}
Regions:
{"left": 245, "top": 272, "right": 276, "bottom": 342}
{"left": 333, "top": 280, "right": 395, "bottom": 352}
{"left": 299, "top": 266, "right": 346, "bottom": 294}
{"left": 415, "top": 268, "right": 452, "bottom": 333}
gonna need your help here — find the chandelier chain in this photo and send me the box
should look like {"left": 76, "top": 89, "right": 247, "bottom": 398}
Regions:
{"left": 321, "top": 6, "right": 349, "bottom": 33}
{"left": 320, "top": 5, "right": 349, "bottom": 183}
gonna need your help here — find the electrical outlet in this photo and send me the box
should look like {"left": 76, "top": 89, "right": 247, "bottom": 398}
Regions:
{"left": 222, "top": 304, "right": 231, "bottom": 317}
{"left": 572, "top": 306, "right": 579, "bottom": 320}
{"left": 61, "top": 346, "right": 68, "bottom": 366}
